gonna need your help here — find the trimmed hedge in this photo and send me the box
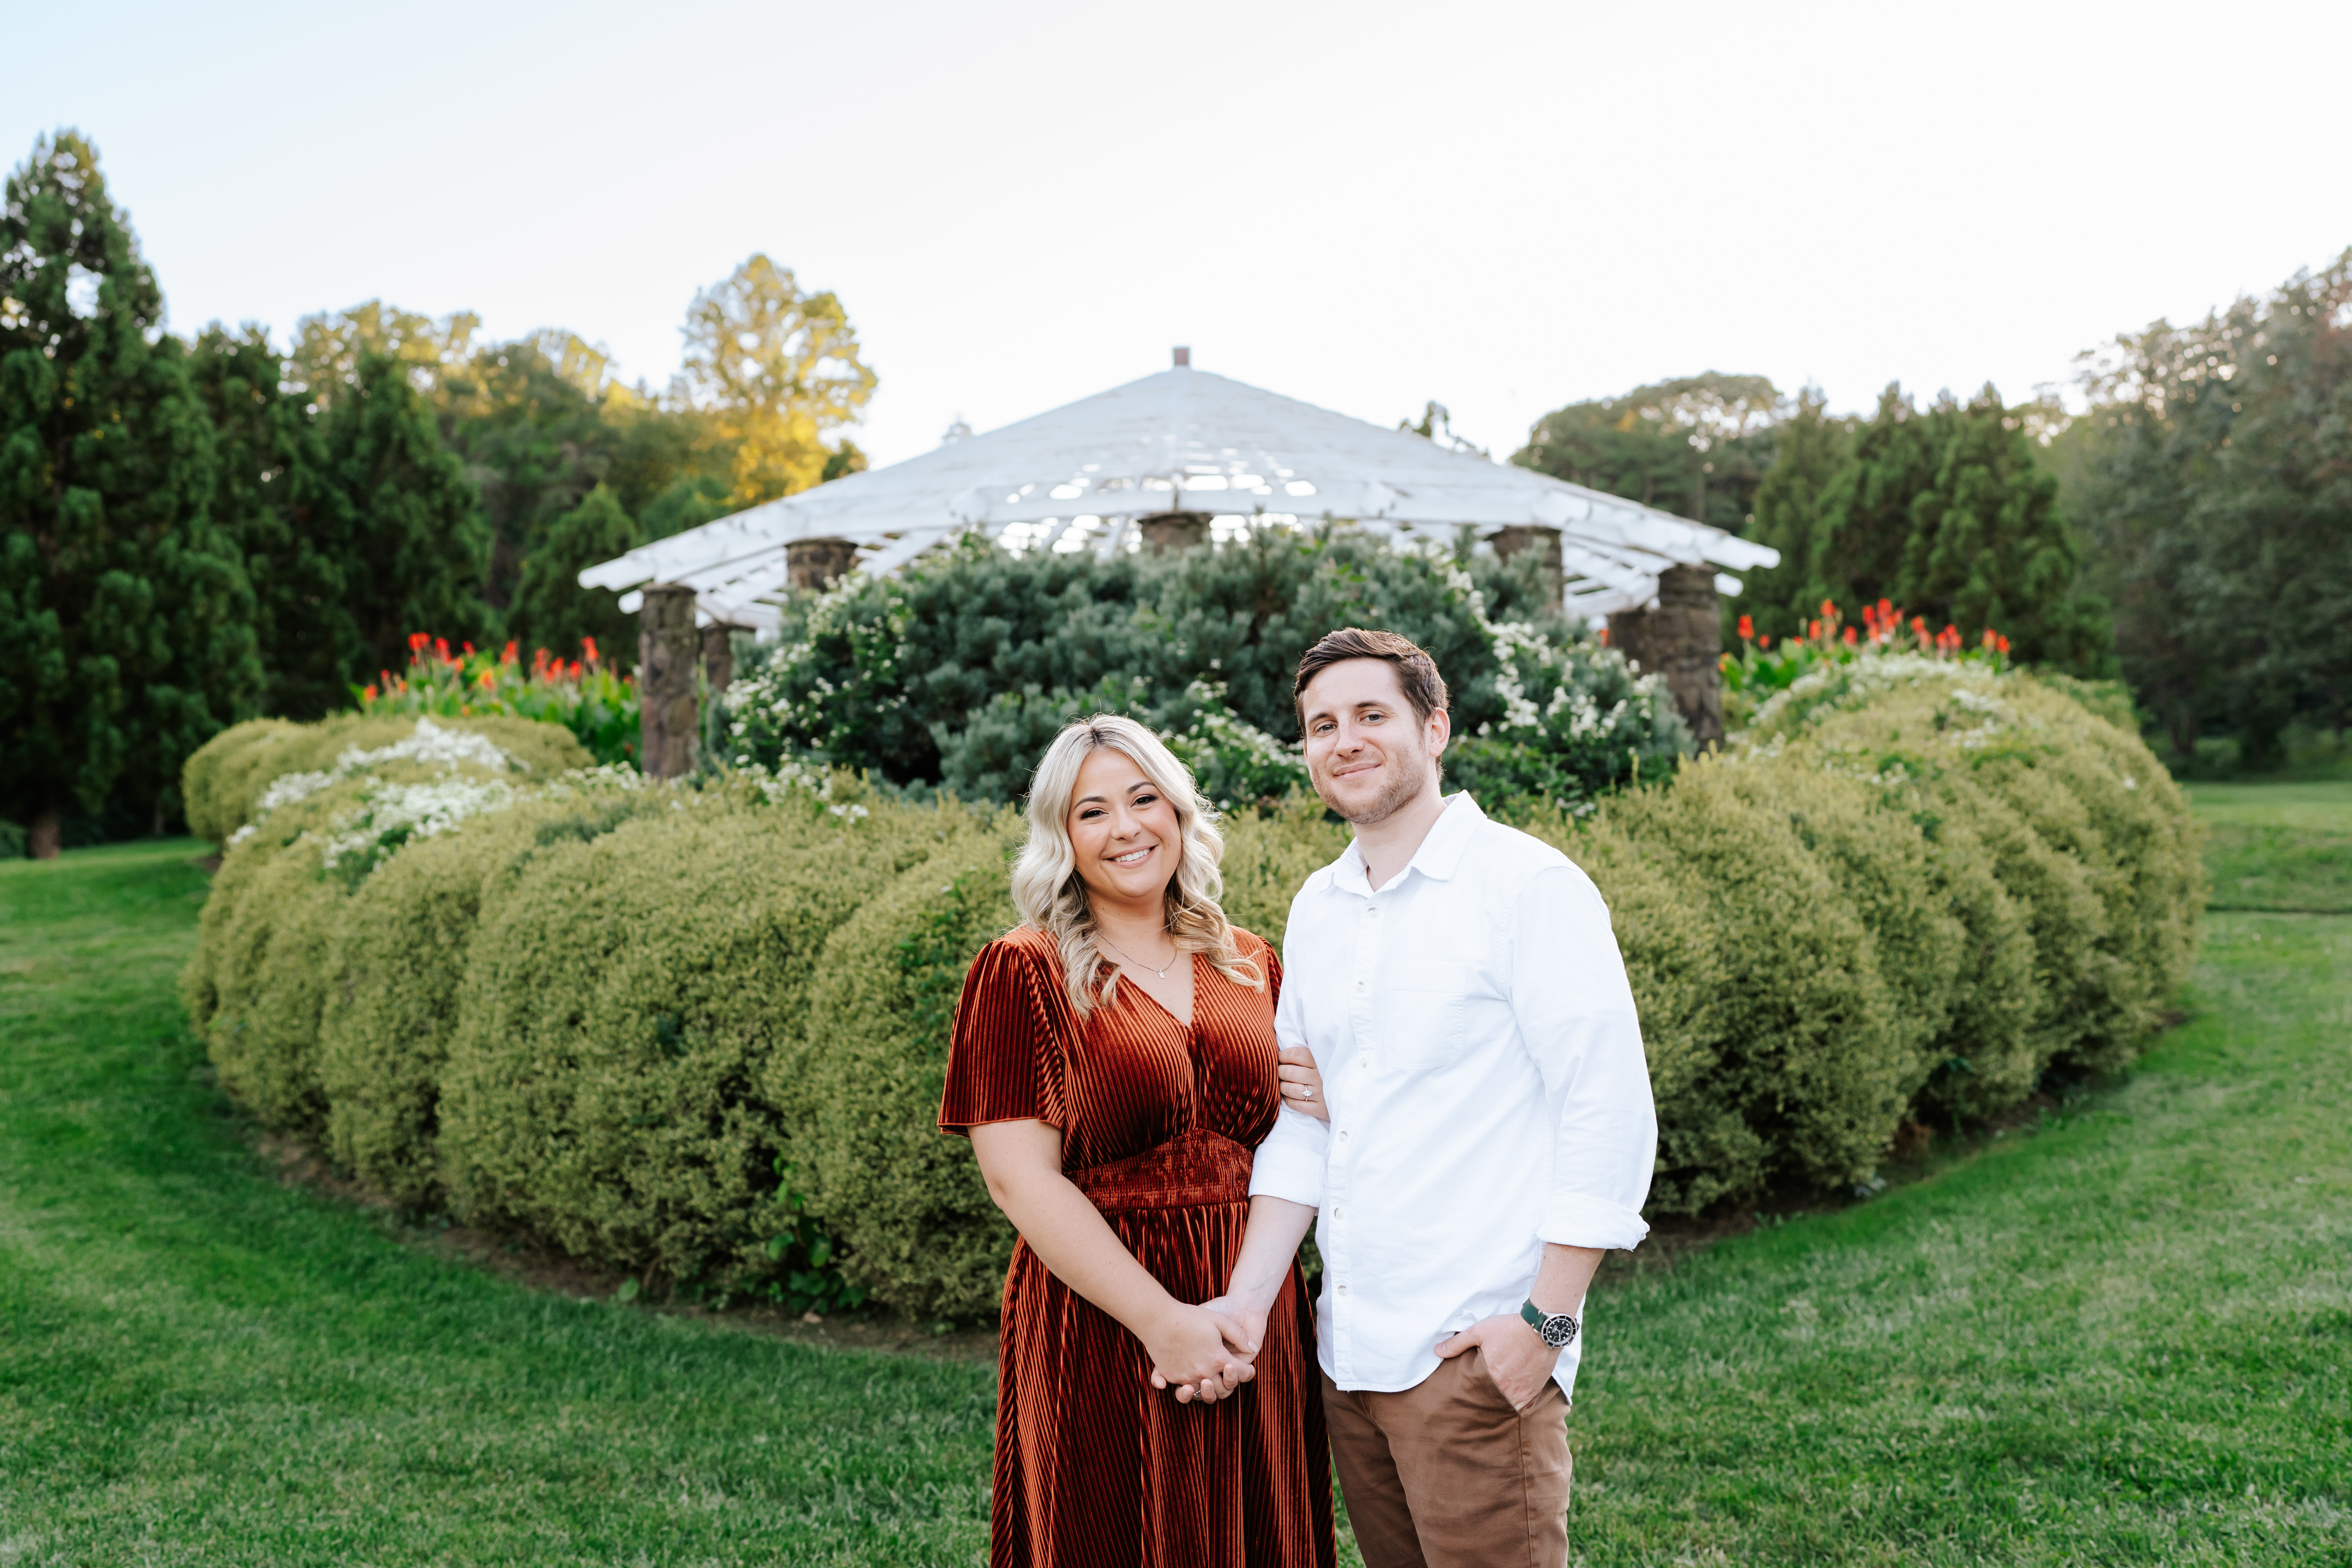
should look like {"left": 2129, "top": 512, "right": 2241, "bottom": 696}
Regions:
{"left": 183, "top": 713, "right": 589, "bottom": 845}
{"left": 180, "top": 662, "right": 2198, "bottom": 1321}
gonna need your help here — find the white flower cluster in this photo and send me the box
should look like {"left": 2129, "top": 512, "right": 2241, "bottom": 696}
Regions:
{"left": 241, "top": 717, "right": 523, "bottom": 827}
{"left": 1748, "top": 653, "right": 1998, "bottom": 735}
{"left": 319, "top": 778, "right": 521, "bottom": 869}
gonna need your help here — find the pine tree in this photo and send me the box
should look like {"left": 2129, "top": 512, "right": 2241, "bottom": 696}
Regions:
{"left": 1734, "top": 388, "right": 1849, "bottom": 641}
{"left": 1811, "top": 385, "right": 1947, "bottom": 613}
{"left": 0, "top": 131, "right": 261, "bottom": 854}
{"left": 189, "top": 324, "right": 363, "bottom": 719}
{"left": 318, "top": 352, "right": 496, "bottom": 676}
{"left": 510, "top": 482, "right": 641, "bottom": 661}
{"left": 1899, "top": 388, "right": 2109, "bottom": 670}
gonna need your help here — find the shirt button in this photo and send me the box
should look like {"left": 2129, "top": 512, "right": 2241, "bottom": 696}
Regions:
{"left": 1336, "top": 1283, "right": 1349, "bottom": 1295}
{"left": 1354, "top": 980, "right": 1366, "bottom": 993}
{"left": 1332, "top": 1205, "right": 1344, "bottom": 1218}
{"left": 1338, "top": 1130, "right": 1351, "bottom": 1141}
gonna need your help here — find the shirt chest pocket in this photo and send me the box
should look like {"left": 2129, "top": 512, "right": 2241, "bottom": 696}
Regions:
{"left": 1379, "top": 960, "right": 1468, "bottom": 1071}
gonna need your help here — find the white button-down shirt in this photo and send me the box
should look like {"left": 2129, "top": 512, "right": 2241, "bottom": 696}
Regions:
{"left": 1249, "top": 792, "right": 1657, "bottom": 1399}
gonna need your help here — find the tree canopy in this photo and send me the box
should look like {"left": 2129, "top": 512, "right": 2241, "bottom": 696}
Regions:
{"left": 1513, "top": 372, "right": 1781, "bottom": 537}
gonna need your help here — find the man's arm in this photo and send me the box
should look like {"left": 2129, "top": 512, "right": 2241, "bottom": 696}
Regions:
{"left": 1436, "top": 863, "right": 1658, "bottom": 1410}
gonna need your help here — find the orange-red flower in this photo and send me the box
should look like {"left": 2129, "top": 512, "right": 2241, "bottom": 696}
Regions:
{"left": 583, "top": 636, "right": 600, "bottom": 665}
{"left": 1737, "top": 615, "right": 1754, "bottom": 642}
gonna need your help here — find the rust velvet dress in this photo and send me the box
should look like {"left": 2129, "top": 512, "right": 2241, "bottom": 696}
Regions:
{"left": 939, "top": 924, "right": 1334, "bottom": 1568}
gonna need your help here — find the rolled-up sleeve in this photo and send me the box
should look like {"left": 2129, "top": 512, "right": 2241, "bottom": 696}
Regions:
{"left": 1249, "top": 934, "right": 1329, "bottom": 1207}
{"left": 1513, "top": 864, "right": 1657, "bottom": 1250}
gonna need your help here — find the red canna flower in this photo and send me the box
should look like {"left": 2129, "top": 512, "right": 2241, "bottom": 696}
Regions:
{"left": 1842, "top": 626, "right": 1858, "bottom": 646}
{"left": 477, "top": 668, "right": 495, "bottom": 690}
{"left": 568, "top": 660, "right": 583, "bottom": 679}
{"left": 434, "top": 637, "right": 452, "bottom": 663}
{"left": 1911, "top": 615, "right": 1927, "bottom": 635}
{"left": 362, "top": 684, "right": 378, "bottom": 702}
{"left": 409, "top": 632, "right": 430, "bottom": 654}
{"left": 1996, "top": 634, "right": 2011, "bottom": 654}
{"left": 1876, "top": 598, "right": 1893, "bottom": 624}
{"left": 502, "top": 641, "right": 519, "bottom": 665}
{"left": 582, "top": 636, "right": 600, "bottom": 665}
{"left": 462, "top": 641, "right": 475, "bottom": 657}
{"left": 1820, "top": 599, "right": 1836, "bottom": 619}
{"left": 1809, "top": 619, "right": 1823, "bottom": 641}
{"left": 1737, "top": 615, "right": 1755, "bottom": 641}
{"left": 1597, "top": 627, "right": 1610, "bottom": 646}
{"left": 1759, "top": 633, "right": 1771, "bottom": 649}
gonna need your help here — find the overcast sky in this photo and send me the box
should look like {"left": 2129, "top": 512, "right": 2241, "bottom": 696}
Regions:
{"left": 12, "top": 0, "right": 2349, "bottom": 468}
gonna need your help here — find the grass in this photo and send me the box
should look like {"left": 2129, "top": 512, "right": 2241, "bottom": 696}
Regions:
{"left": 5, "top": 787, "right": 2349, "bottom": 1564}
{"left": 2188, "top": 781, "right": 2352, "bottom": 913}
{"left": 0, "top": 843, "right": 995, "bottom": 1565}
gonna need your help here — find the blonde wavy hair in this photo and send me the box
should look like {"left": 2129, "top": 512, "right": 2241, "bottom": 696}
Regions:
{"left": 1011, "top": 714, "right": 1262, "bottom": 1015}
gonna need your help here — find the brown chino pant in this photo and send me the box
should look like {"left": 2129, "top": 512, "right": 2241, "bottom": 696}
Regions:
{"left": 1323, "top": 1350, "right": 1572, "bottom": 1568}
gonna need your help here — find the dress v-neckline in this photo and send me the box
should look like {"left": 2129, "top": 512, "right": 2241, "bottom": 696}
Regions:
{"left": 1122, "top": 949, "right": 1199, "bottom": 1033}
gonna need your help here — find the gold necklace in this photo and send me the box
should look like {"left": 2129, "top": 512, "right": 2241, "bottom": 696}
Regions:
{"left": 1099, "top": 931, "right": 1179, "bottom": 980}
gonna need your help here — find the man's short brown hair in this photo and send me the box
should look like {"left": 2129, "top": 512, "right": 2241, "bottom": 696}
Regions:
{"left": 1293, "top": 628, "right": 1450, "bottom": 728}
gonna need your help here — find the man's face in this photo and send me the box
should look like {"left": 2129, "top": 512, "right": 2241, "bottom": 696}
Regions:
{"left": 1298, "top": 657, "right": 1450, "bottom": 826}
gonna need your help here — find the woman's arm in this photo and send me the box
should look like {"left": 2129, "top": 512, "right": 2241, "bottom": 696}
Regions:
{"left": 1185, "top": 1193, "right": 1319, "bottom": 1401}
{"left": 970, "top": 1118, "right": 1259, "bottom": 1392}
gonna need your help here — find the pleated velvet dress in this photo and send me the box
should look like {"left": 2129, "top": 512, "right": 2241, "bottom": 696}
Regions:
{"left": 939, "top": 923, "right": 1335, "bottom": 1568}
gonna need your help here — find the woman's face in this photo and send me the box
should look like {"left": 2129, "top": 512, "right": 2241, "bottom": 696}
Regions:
{"left": 1065, "top": 746, "right": 1184, "bottom": 913}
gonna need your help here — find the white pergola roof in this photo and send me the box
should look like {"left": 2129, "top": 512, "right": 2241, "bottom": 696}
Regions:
{"left": 581, "top": 362, "right": 1777, "bottom": 630}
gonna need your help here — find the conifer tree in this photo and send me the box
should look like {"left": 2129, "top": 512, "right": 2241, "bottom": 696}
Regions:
{"left": 189, "top": 324, "right": 361, "bottom": 719}
{"left": 1899, "top": 388, "right": 2109, "bottom": 670}
{"left": 0, "top": 131, "right": 260, "bottom": 854}
{"left": 1733, "top": 388, "right": 1849, "bottom": 641}
{"left": 510, "top": 482, "right": 640, "bottom": 662}
{"left": 317, "top": 351, "right": 496, "bottom": 677}
{"left": 1810, "top": 385, "right": 1947, "bottom": 613}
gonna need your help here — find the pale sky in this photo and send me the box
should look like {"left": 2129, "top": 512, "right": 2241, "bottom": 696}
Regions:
{"left": 12, "top": 0, "right": 2349, "bottom": 468}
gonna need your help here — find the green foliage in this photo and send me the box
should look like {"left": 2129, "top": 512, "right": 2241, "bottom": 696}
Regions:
{"left": 508, "top": 482, "right": 642, "bottom": 665}
{"left": 0, "top": 130, "right": 263, "bottom": 847}
{"left": 1513, "top": 373, "right": 1782, "bottom": 536}
{"left": 2060, "top": 248, "right": 2352, "bottom": 761}
{"left": 437, "top": 793, "right": 971, "bottom": 1294}
{"left": 1769, "top": 385, "right": 2111, "bottom": 674}
{"left": 177, "top": 664, "right": 2197, "bottom": 1320}
{"left": 1735, "top": 388, "right": 1851, "bottom": 642}
{"left": 793, "top": 836, "right": 1022, "bottom": 1319}
{"left": 179, "top": 711, "right": 589, "bottom": 845}
{"left": 355, "top": 635, "right": 640, "bottom": 766}
{"left": 724, "top": 531, "right": 1687, "bottom": 807}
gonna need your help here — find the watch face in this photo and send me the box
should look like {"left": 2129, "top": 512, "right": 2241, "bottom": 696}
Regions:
{"left": 1541, "top": 1315, "right": 1578, "bottom": 1349}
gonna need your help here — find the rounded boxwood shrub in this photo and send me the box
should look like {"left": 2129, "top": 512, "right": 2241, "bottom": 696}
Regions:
{"left": 181, "top": 713, "right": 589, "bottom": 845}
{"left": 317, "top": 789, "right": 671, "bottom": 1208}
{"left": 793, "top": 833, "right": 1022, "bottom": 1320}
{"left": 436, "top": 798, "right": 975, "bottom": 1290}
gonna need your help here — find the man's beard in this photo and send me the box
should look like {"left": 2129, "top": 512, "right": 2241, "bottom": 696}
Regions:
{"left": 1324, "top": 749, "right": 1432, "bottom": 827}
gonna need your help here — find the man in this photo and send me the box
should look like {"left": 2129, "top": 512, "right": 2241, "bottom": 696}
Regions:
{"left": 1205, "top": 626, "right": 1657, "bottom": 1568}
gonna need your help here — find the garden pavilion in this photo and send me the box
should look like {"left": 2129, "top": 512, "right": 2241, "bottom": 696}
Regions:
{"left": 578, "top": 351, "right": 1778, "bottom": 633}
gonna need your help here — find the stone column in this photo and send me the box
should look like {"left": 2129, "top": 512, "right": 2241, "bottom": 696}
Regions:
{"left": 1136, "top": 512, "right": 1210, "bottom": 553}
{"left": 637, "top": 584, "right": 700, "bottom": 779}
{"left": 1606, "top": 564, "right": 1724, "bottom": 748}
{"left": 1490, "top": 524, "right": 1564, "bottom": 602}
{"left": 699, "top": 623, "right": 744, "bottom": 695}
{"left": 786, "top": 537, "right": 857, "bottom": 592}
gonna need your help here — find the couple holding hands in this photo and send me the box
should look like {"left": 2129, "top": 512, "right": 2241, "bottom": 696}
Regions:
{"left": 941, "top": 628, "right": 1659, "bottom": 1568}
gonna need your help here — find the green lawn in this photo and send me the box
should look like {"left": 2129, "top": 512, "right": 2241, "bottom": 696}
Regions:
{"left": 2188, "top": 780, "right": 2352, "bottom": 913}
{"left": 4, "top": 792, "right": 2349, "bottom": 1564}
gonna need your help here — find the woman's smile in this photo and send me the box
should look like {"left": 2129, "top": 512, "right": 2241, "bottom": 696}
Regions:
{"left": 1109, "top": 844, "right": 1157, "bottom": 868}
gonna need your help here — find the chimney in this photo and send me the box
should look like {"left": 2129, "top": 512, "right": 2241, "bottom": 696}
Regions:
{"left": 1172, "top": 346, "right": 1191, "bottom": 368}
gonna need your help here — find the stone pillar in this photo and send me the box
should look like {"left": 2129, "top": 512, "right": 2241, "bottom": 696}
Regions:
{"left": 699, "top": 623, "right": 744, "bottom": 695}
{"left": 786, "top": 537, "right": 857, "bottom": 592}
{"left": 1606, "top": 564, "right": 1724, "bottom": 748}
{"left": 1490, "top": 524, "right": 1564, "bottom": 601}
{"left": 1136, "top": 512, "right": 1210, "bottom": 553}
{"left": 637, "top": 584, "right": 700, "bottom": 779}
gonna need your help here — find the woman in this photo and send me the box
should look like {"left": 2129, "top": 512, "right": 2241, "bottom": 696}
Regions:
{"left": 938, "top": 715, "right": 1335, "bottom": 1568}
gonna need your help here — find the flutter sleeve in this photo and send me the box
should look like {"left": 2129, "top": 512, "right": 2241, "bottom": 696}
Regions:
{"left": 937, "top": 936, "right": 1067, "bottom": 1136}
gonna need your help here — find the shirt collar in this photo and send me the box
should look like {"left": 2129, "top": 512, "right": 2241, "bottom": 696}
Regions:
{"left": 1335, "top": 791, "right": 1487, "bottom": 896}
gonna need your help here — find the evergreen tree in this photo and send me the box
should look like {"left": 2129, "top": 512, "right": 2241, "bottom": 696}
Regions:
{"left": 1811, "top": 385, "right": 1947, "bottom": 612}
{"left": 1733, "top": 388, "right": 1849, "bottom": 641}
{"left": 0, "top": 131, "right": 261, "bottom": 855}
{"left": 510, "top": 482, "right": 639, "bottom": 661}
{"left": 189, "top": 324, "right": 361, "bottom": 719}
{"left": 1899, "top": 388, "right": 2109, "bottom": 670}
{"left": 317, "top": 352, "right": 496, "bottom": 675}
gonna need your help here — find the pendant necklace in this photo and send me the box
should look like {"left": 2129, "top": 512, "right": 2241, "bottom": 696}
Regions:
{"left": 1101, "top": 931, "right": 1178, "bottom": 980}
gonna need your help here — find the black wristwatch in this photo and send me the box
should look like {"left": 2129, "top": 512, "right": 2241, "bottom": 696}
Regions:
{"left": 1521, "top": 1298, "right": 1579, "bottom": 1349}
